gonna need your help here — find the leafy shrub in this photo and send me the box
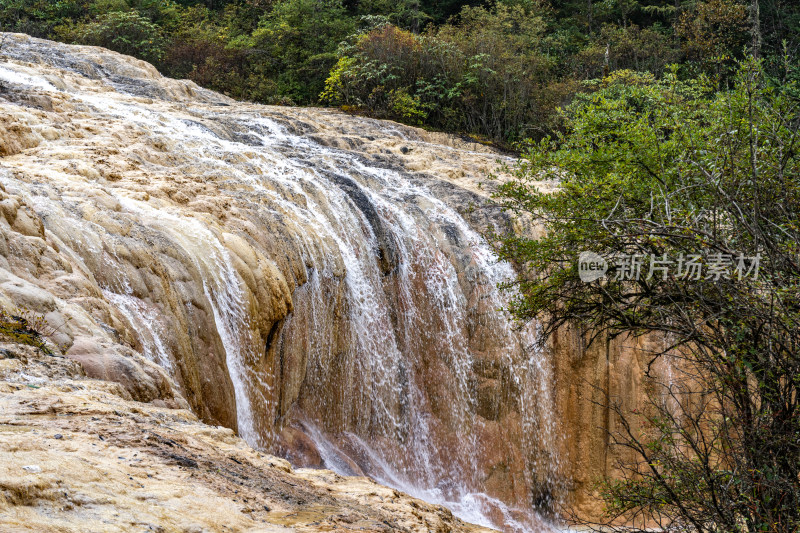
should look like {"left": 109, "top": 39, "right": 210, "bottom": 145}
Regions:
{"left": 89, "top": 0, "right": 129, "bottom": 14}
{"left": 162, "top": 35, "right": 249, "bottom": 93}
{"left": 323, "top": 4, "right": 571, "bottom": 144}
{"left": 676, "top": 0, "right": 749, "bottom": 74}
{"left": 322, "top": 25, "right": 422, "bottom": 116}
{"left": 0, "top": 309, "right": 60, "bottom": 355}
{"left": 127, "top": 0, "right": 182, "bottom": 30}
{"left": 574, "top": 23, "right": 679, "bottom": 79}
{"left": 247, "top": 0, "right": 356, "bottom": 103}
{"left": 492, "top": 60, "right": 800, "bottom": 531}
{"left": 388, "top": 87, "right": 428, "bottom": 123}
{"left": 72, "top": 10, "right": 166, "bottom": 64}
{"left": 0, "top": 0, "right": 92, "bottom": 37}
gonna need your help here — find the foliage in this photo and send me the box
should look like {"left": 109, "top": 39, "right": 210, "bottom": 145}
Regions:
{"left": 245, "top": 0, "right": 355, "bottom": 103}
{"left": 3, "top": 0, "right": 800, "bottom": 143}
{"left": 67, "top": 9, "right": 167, "bottom": 63}
{"left": 322, "top": 3, "right": 570, "bottom": 144}
{"left": 159, "top": 5, "right": 258, "bottom": 99}
{"left": 676, "top": 0, "right": 749, "bottom": 77}
{"left": 0, "top": 308, "right": 61, "bottom": 356}
{"left": 574, "top": 23, "right": 679, "bottom": 79}
{"left": 0, "top": 0, "right": 93, "bottom": 37}
{"left": 491, "top": 60, "right": 800, "bottom": 531}
{"left": 321, "top": 24, "right": 424, "bottom": 119}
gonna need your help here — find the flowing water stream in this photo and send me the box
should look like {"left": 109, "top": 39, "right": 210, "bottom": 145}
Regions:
{"left": 0, "top": 37, "right": 565, "bottom": 531}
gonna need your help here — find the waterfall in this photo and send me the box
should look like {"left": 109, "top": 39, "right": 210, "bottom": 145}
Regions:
{"left": 0, "top": 38, "right": 565, "bottom": 532}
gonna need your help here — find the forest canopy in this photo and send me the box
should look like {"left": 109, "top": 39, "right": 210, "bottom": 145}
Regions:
{"left": 1, "top": 0, "right": 799, "bottom": 145}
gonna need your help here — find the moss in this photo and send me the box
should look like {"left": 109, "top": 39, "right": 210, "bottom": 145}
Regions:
{"left": 0, "top": 310, "right": 55, "bottom": 356}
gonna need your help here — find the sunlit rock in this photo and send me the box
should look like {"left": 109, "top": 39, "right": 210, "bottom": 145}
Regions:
{"left": 0, "top": 33, "right": 605, "bottom": 532}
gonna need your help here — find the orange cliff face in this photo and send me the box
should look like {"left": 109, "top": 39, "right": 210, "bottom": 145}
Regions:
{"left": 0, "top": 32, "right": 662, "bottom": 531}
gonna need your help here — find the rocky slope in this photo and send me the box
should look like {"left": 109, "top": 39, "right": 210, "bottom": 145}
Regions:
{"left": 0, "top": 32, "right": 663, "bottom": 531}
{"left": 0, "top": 32, "right": 564, "bottom": 531}
{"left": 0, "top": 342, "right": 494, "bottom": 533}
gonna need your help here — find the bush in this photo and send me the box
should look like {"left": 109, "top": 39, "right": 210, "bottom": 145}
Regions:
{"left": 162, "top": 36, "right": 250, "bottom": 94}
{"left": 0, "top": 309, "right": 60, "bottom": 355}
{"left": 71, "top": 10, "right": 166, "bottom": 63}
{"left": 322, "top": 3, "right": 571, "bottom": 144}
{"left": 574, "top": 23, "right": 679, "bottom": 79}
{"left": 676, "top": 0, "right": 749, "bottom": 76}
{"left": 491, "top": 60, "right": 800, "bottom": 532}
{"left": 247, "top": 0, "right": 356, "bottom": 103}
{"left": 0, "top": 0, "right": 92, "bottom": 37}
{"left": 158, "top": 6, "right": 256, "bottom": 99}
{"left": 322, "top": 25, "right": 423, "bottom": 117}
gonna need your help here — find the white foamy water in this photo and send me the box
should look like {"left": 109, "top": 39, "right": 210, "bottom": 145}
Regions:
{"left": 0, "top": 53, "right": 566, "bottom": 532}
{"left": 0, "top": 64, "right": 60, "bottom": 91}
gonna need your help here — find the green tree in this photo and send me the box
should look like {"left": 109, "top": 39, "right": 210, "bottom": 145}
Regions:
{"left": 72, "top": 10, "right": 167, "bottom": 63}
{"left": 247, "top": 0, "right": 356, "bottom": 103}
{"left": 676, "top": 0, "right": 749, "bottom": 77}
{"left": 323, "top": 2, "right": 567, "bottom": 143}
{"left": 574, "top": 22, "right": 679, "bottom": 78}
{"left": 0, "top": 0, "right": 91, "bottom": 37}
{"left": 491, "top": 61, "right": 800, "bottom": 531}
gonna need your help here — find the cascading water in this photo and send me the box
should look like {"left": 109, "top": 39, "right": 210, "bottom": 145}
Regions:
{"left": 240, "top": 117, "right": 566, "bottom": 530}
{"left": 0, "top": 35, "right": 566, "bottom": 532}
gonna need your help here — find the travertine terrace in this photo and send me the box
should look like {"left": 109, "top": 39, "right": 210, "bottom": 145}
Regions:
{"left": 0, "top": 33, "right": 658, "bottom": 531}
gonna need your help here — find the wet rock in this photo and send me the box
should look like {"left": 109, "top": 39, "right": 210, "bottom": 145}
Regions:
{"left": 0, "top": 348, "right": 493, "bottom": 532}
{"left": 0, "top": 32, "right": 648, "bottom": 528}
{"left": 327, "top": 172, "right": 398, "bottom": 275}
{"left": 66, "top": 336, "right": 187, "bottom": 408}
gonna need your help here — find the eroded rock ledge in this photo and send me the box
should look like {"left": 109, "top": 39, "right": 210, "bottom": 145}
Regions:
{"left": 0, "top": 31, "right": 555, "bottom": 530}
{"left": 0, "top": 32, "right": 647, "bottom": 530}
{"left": 0, "top": 343, "right": 494, "bottom": 533}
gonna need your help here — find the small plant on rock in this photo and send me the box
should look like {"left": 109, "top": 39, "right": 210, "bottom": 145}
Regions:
{"left": 0, "top": 308, "right": 63, "bottom": 356}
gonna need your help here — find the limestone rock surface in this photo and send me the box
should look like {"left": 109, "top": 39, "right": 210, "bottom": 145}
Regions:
{"left": 0, "top": 343, "right": 494, "bottom": 533}
{"left": 0, "top": 32, "right": 661, "bottom": 531}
